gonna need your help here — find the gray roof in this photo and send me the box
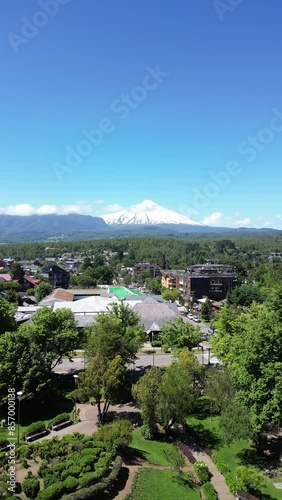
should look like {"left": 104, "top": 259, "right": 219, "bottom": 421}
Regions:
{"left": 132, "top": 302, "right": 179, "bottom": 331}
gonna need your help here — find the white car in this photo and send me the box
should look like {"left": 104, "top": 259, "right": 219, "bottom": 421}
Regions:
{"left": 193, "top": 316, "right": 200, "bottom": 323}
{"left": 187, "top": 313, "right": 194, "bottom": 320}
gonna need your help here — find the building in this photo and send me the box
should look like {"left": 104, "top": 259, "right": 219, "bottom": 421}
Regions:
{"left": 161, "top": 270, "right": 177, "bottom": 289}
{"left": 133, "top": 262, "right": 161, "bottom": 280}
{"left": 16, "top": 275, "right": 40, "bottom": 291}
{"left": 42, "top": 263, "right": 70, "bottom": 289}
{"left": 187, "top": 264, "right": 237, "bottom": 301}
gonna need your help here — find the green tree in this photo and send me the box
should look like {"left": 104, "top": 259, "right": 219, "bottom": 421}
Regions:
{"left": 87, "top": 303, "right": 145, "bottom": 363}
{"left": 157, "top": 361, "right": 194, "bottom": 431}
{"left": 145, "top": 277, "right": 162, "bottom": 295}
{"left": 0, "top": 298, "right": 17, "bottom": 335}
{"left": 34, "top": 282, "right": 53, "bottom": 303}
{"left": 227, "top": 284, "right": 265, "bottom": 307}
{"left": 220, "top": 399, "right": 252, "bottom": 444}
{"left": 94, "top": 419, "right": 132, "bottom": 451}
{"left": 10, "top": 262, "right": 25, "bottom": 280}
{"left": 161, "top": 289, "right": 182, "bottom": 302}
{"left": 201, "top": 298, "right": 213, "bottom": 322}
{"left": 204, "top": 367, "right": 235, "bottom": 414}
{"left": 212, "top": 303, "right": 282, "bottom": 440}
{"left": 0, "top": 307, "right": 79, "bottom": 400}
{"left": 78, "top": 353, "right": 129, "bottom": 423}
{"left": 132, "top": 367, "right": 163, "bottom": 432}
{"left": 159, "top": 318, "right": 202, "bottom": 353}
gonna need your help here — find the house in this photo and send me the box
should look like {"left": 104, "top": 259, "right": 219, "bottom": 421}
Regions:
{"left": 161, "top": 270, "right": 177, "bottom": 289}
{"left": 0, "top": 274, "right": 12, "bottom": 282}
{"left": 131, "top": 300, "right": 180, "bottom": 342}
{"left": 16, "top": 275, "right": 40, "bottom": 291}
{"left": 42, "top": 263, "right": 70, "bottom": 289}
{"left": 133, "top": 262, "right": 161, "bottom": 280}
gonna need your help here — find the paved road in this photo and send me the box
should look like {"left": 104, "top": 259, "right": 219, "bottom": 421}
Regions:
{"left": 53, "top": 348, "right": 216, "bottom": 374}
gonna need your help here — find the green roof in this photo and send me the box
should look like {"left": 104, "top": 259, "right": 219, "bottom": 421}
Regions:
{"left": 109, "top": 286, "right": 141, "bottom": 300}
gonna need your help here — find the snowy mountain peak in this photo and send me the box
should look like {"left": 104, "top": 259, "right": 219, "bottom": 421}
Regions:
{"left": 102, "top": 200, "right": 202, "bottom": 226}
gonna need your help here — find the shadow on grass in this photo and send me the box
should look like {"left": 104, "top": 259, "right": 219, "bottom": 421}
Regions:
{"left": 238, "top": 435, "right": 282, "bottom": 472}
{"left": 183, "top": 422, "right": 221, "bottom": 451}
{"left": 122, "top": 446, "right": 148, "bottom": 465}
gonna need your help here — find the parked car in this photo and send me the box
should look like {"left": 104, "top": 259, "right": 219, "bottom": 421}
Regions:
{"left": 202, "top": 332, "right": 208, "bottom": 340}
{"left": 193, "top": 316, "right": 200, "bottom": 323}
{"left": 187, "top": 313, "right": 194, "bottom": 320}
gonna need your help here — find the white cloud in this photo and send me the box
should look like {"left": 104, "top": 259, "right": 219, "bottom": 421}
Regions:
{"left": 0, "top": 202, "right": 92, "bottom": 216}
{"left": 103, "top": 204, "right": 124, "bottom": 212}
{"left": 93, "top": 199, "right": 104, "bottom": 205}
{"left": 235, "top": 218, "right": 252, "bottom": 226}
{"left": 202, "top": 211, "right": 223, "bottom": 225}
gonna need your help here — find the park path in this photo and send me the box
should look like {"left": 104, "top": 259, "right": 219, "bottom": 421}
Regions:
{"left": 193, "top": 450, "right": 235, "bottom": 500}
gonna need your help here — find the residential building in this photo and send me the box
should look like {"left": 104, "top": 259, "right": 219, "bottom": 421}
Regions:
{"left": 42, "top": 263, "right": 70, "bottom": 289}
{"left": 133, "top": 262, "right": 161, "bottom": 280}
{"left": 16, "top": 275, "right": 40, "bottom": 291}
{"left": 187, "top": 264, "right": 237, "bottom": 301}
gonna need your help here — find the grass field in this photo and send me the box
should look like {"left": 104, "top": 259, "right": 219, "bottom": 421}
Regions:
{"left": 127, "top": 468, "right": 201, "bottom": 500}
{"left": 186, "top": 416, "right": 282, "bottom": 500}
{"left": 129, "top": 428, "right": 179, "bottom": 465}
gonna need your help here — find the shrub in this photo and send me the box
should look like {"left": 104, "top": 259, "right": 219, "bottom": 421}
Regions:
{"left": 193, "top": 461, "right": 211, "bottom": 485}
{"left": 151, "top": 340, "right": 162, "bottom": 347}
{"left": 22, "top": 473, "right": 40, "bottom": 499}
{"left": 203, "top": 482, "right": 217, "bottom": 500}
{"left": 95, "top": 452, "right": 111, "bottom": 469}
{"left": 61, "top": 466, "right": 81, "bottom": 480}
{"left": 212, "top": 454, "right": 230, "bottom": 475}
{"left": 63, "top": 476, "right": 79, "bottom": 493}
{"left": 37, "top": 481, "right": 65, "bottom": 500}
{"left": 140, "top": 424, "right": 155, "bottom": 440}
{"left": 48, "top": 412, "right": 72, "bottom": 429}
{"left": 94, "top": 420, "right": 132, "bottom": 451}
{"left": 24, "top": 421, "right": 47, "bottom": 439}
{"left": 225, "top": 472, "right": 238, "bottom": 495}
{"left": 79, "top": 470, "right": 104, "bottom": 488}
{"left": 38, "top": 459, "right": 49, "bottom": 478}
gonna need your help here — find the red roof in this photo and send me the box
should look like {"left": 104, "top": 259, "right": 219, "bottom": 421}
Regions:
{"left": 0, "top": 274, "right": 12, "bottom": 282}
{"left": 24, "top": 276, "right": 40, "bottom": 285}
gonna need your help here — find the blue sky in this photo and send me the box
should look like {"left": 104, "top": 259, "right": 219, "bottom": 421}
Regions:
{"left": 1, "top": 0, "right": 282, "bottom": 227}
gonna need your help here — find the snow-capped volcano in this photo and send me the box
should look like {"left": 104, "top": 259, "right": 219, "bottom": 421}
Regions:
{"left": 102, "top": 200, "right": 202, "bottom": 226}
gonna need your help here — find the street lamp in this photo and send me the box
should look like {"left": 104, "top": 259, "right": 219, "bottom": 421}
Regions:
{"left": 73, "top": 375, "right": 78, "bottom": 422}
{"left": 17, "top": 391, "right": 23, "bottom": 446}
{"left": 206, "top": 347, "right": 211, "bottom": 365}
{"left": 152, "top": 350, "right": 155, "bottom": 367}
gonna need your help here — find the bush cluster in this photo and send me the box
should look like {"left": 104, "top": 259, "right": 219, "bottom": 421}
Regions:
{"left": 24, "top": 421, "right": 47, "bottom": 439}
{"left": 151, "top": 340, "right": 162, "bottom": 347}
{"left": 48, "top": 412, "right": 72, "bottom": 429}
{"left": 193, "top": 461, "right": 211, "bottom": 485}
{"left": 202, "top": 481, "right": 218, "bottom": 500}
{"left": 22, "top": 473, "right": 40, "bottom": 499}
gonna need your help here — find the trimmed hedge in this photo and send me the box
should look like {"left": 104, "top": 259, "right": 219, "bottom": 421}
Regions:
{"left": 202, "top": 482, "right": 218, "bottom": 500}
{"left": 48, "top": 412, "right": 72, "bottom": 429}
{"left": 63, "top": 455, "right": 122, "bottom": 500}
{"left": 24, "top": 421, "right": 47, "bottom": 438}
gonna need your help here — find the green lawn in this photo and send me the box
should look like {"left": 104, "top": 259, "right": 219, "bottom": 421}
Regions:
{"left": 129, "top": 428, "right": 179, "bottom": 465}
{"left": 186, "top": 416, "right": 282, "bottom": 500}
{"left": 127, "top": 468, "right": 201, "bottom": 500}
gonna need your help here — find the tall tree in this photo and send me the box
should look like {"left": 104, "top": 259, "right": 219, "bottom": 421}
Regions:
{"left": 78, "top": 353, "right": 129, "bottom": 423}
{"left": 201, "top": 298, "right": 213, "bottom": 322}
{"left": 132, "top": 367, "right": 163, "bottom": 432}
{"left": 10, "top": 262, "right": 25, "bottom": 280}
{"left": 212, "top": 303, "right": 282, "bottom": 439}
{"left": 34, "top": 282, "right": 53, "bottom": 303}
{"left": 87, "top": 303, "right": 145, "bottom": 363}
